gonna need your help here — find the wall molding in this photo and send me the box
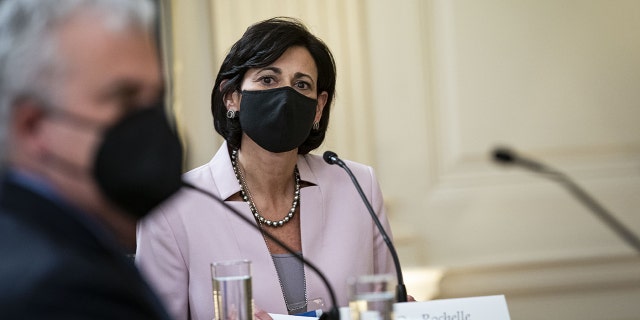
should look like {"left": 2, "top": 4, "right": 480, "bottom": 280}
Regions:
{"left": 437, "top": 254, "right": 640, "bottom": 299}
{"left": 436, "top": 254, "right": 640, "bottom": 319}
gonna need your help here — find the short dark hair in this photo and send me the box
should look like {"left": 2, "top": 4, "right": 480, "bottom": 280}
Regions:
{"left": 210, "top": 17, "right": 336, "bottom": 154}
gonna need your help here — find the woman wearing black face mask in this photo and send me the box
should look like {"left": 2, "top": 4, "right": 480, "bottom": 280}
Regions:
{"left": 136, "top": 17, "right": 397, "bottom": 320}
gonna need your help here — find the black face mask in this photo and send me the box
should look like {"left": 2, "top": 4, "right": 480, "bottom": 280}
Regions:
{"left": 93, "top": 102, "right": 183, "bottom": 219}
{"left": 239, "top": 86, "right": 317, "bottom": 153}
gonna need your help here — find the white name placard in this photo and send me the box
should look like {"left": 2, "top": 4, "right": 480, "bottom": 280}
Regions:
{"left": 394, "top": 295, "right": 511, "bottom": 320}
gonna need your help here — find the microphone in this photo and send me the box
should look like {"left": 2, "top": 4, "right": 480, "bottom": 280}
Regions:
{"left": 181, "top": 182, "right": 340, "bottom": 320}
{"left": 492, "top": 146, "right": 640, "bottom": 254}
{"left": 322, "top": 151, "right": 408, "bottom": 303}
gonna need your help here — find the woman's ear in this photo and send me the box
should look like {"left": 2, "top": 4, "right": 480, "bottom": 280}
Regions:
{"left": 224, "top": 91, "right": 241, "bottom": 111}
{"left": 314, "top": 91, "right": 328, "bottom": 123}
{"left": 219, "top": 79, "right": 239, "bottom": 111}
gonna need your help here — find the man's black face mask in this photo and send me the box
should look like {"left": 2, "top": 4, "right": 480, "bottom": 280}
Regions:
{"left": 93, "top": 101, "right": 183, "bottom": 218}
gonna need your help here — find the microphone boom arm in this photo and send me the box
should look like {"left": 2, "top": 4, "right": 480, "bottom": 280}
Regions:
{"left": 182, "top": 182, "right": 340, "bottom": 320}
{"left": 493, "top": 147, "right": 640, "bottom": 254}
{"left": 324, "top": 152, "right": 408, "bottom": 302}
{"left": 540, "top": 165, "right": 640, "bottom": 254}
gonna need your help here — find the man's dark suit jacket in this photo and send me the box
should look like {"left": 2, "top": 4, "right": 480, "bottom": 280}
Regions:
{"left": 0, "top": 173, "right": 172, "bottom": 319}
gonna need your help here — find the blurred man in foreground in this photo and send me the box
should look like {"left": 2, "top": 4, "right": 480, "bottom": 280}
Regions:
{"left": 0, "top": 0, "right": 182, "bottom": 318}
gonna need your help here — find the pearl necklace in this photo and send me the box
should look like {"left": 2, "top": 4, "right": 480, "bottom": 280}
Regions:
{"left": 231, "top": 149, "right": 300, "bottom": 228}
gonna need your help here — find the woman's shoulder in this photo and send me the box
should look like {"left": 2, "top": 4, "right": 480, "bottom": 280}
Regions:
{"left": 182, "top": 162, "right": 213, "bottom": 182}
{"left": 182, "top": 144, "right": 231, "bottom": 185}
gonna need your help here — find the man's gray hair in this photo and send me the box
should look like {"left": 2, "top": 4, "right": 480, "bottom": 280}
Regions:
{"left": 0, "top": 0, "right": 156, "bottom": 169}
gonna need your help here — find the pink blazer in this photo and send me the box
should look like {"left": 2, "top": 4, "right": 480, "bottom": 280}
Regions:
{"left": 136, "top": 143, "right": 395, "bottom": 320}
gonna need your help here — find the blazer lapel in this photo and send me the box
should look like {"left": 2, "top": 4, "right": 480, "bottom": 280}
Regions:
{"left": 207, "top": 143, "right": 288, "bottom": 313}
{"left": 297, "top": 155, "right": 331, "bottom": 308}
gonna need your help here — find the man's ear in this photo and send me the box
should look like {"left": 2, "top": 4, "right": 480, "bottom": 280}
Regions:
{"left": 10, "top": 100, "right": 48, "bottom": 155}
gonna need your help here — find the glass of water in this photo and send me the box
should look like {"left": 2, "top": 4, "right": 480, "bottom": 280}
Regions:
{"left": 211, "top": 259, "right": 253, "bottom": 320}
{"left": 348, "top": 274, "right": 395, "bottom": 320}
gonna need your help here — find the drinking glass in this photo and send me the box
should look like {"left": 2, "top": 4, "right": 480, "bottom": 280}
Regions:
{"left": 348, "top": 274, "right": 394, "bottom": 320}
{"left": 211, "top": 260, "right": 253, "bottom": 320}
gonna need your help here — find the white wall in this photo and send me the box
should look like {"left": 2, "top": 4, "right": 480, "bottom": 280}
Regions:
{"left": 167, "top": 1, "right": 640, "bottom": 318}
